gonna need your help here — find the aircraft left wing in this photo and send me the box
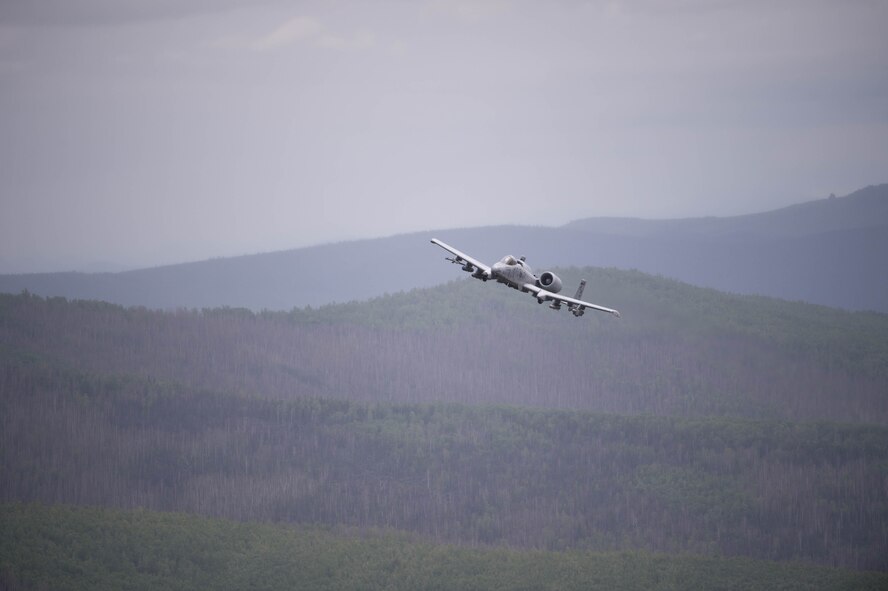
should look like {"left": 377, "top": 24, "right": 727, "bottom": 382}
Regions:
{"left": 524, "top": 283, "right": 621, "bottom": 318}
{"left": 430, "top": 238, "right": 492, "bottom": 278}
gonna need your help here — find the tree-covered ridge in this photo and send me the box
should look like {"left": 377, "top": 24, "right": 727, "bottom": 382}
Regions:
{"left": 296, "top": 266, "right": 888, "bottom": 374}
{"left": 3, "top": 362, "right": 886, "bottom": 570}
{"left": 2, "top": 273, "right": 886, "bottom": 574}
{"left": 1, "top": 269, "right": 886, "bottom": 424}
{"left": 2, "top": 503, "right": 886, "bottom": 591}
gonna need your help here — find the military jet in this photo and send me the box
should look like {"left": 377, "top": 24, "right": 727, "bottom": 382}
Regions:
{"left": 430, "top": 238, "right": 621, "bottom": 318}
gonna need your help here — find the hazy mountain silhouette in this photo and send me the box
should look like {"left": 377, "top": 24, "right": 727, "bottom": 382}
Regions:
{"left": 566, "top": 184, "right": 888, "bottom": 238}
{"left": 1, "top": 184, "right": 885, "bottom": 312}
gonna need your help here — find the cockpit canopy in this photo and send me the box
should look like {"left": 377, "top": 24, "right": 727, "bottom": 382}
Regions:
{"left": 499, "top": 255, "right": 529, "bottom": 271}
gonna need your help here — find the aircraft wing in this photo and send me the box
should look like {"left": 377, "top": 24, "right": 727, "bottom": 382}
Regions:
{"left": 430, "top": 238, "right": 492, "bottom": 277}
{"left": 524, "top": 283, "right": 621, "bottom": 318}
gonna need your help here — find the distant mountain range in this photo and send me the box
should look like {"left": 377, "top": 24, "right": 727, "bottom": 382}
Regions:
{"left": 2, "top": 184, "right": 886, "bottom": 312}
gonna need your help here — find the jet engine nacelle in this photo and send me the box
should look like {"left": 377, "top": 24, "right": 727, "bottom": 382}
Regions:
{"left": 537, "top": 271, "right": 563, "bottom": 293}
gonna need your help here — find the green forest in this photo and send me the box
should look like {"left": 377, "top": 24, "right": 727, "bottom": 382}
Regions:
{"left": 2, "top": 268, "right": 888, "bottom": 587}
{"left": 3, "top": 504, "right": 886, "bottom": 591}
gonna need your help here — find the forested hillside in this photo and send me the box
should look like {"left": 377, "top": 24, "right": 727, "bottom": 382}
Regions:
{"left": 2, "top": 272, "right": 887, "bottom": 573}
{"left": 2, "top": 268, "right": 886, "bottom": 423}
{"left": 2, "top": 365, "right": 886, "bottom": 569}
{"left": 1, "top": 184, "right": 886, "bottom": 312}
{"left": 3, "top": 504, "right": 886, "bottom": 591}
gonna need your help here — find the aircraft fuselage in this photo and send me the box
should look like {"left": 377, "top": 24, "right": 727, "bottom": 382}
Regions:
{"left": 491, "top": 256, "right": 537, "bottom": 291}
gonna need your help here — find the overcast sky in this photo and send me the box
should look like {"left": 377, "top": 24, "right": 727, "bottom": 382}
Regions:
{"left": 1, "top": 0, "right": 886, "bottom": 272}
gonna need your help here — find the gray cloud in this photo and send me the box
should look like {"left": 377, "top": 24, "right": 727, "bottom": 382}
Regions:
{"left": 0, "top": 0, "right": 285, "bottom": 26}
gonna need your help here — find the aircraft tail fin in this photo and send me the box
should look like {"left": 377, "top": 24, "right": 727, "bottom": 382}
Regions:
{"left": 574, "top": 280, "right": 586, "bottom": 300}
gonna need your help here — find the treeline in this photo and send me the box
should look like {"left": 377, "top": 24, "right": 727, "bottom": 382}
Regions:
{"left": 2, "top": 361, "right": 886, "bottom": 570}
{"left": 1, "top": 275, "right": 886, "bottom": 424}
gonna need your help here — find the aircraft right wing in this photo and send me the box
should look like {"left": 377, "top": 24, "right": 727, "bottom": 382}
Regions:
{"left": 430, "top": 239, "right": 492, "bottom": 278}
{"left": 523, "top": 282, "right": 621, "bottom": 318}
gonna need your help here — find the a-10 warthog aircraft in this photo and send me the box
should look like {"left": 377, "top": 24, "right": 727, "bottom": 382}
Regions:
{"left": 430, "top": 238, "right": 621, "bottom": 319}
